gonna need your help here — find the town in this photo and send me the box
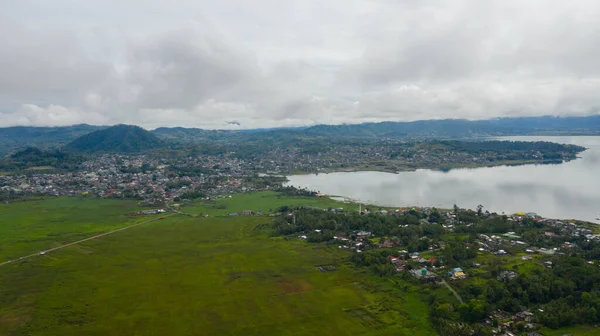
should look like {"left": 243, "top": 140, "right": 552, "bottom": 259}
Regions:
{"left": 0, "top": 139, "right": 585, "bottom": 204}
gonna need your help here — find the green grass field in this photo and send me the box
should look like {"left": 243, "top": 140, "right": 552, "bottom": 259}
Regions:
{"left": 182, "top": 191, "right": 352, "bottom": 216}
{"left": 0, "top": 196, "right": 437, "bottom": 336}
{"left": 0, "top": 197, "right": 154, "bottom": 261}
{"left": 540, "top": 325, "right": 600, "bottom": 336}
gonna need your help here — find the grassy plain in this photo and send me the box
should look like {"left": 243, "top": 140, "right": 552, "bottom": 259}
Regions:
{"left": 540, "top": 325, "right": 600, "bottom": 336}
{"left": 0, "top": 197, "right": 153, "bottom": 261}
{"left": 0, "top": 195, "right": 436, "bottom": 336}
{"left": 182, "top": 191, "right": 353, "bottom": 216}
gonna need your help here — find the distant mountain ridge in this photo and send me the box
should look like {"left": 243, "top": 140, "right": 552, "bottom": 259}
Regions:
{"left": 63, "top": 125, "right": 166, "bottom": 153}
{"left": 296, "top": 115, "right": 600, "bottom": 139}
{"left": 1, "top": 115, "right": 600, "bottom": 155}
{"left": 151, "top": 115, "right": 600, "bottom": 142}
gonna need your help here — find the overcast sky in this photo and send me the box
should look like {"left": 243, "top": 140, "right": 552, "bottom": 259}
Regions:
{"left": 1, "top": 0, "right": 600, "bottom": 129}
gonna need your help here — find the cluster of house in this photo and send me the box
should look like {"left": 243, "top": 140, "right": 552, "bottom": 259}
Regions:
{"left": 1, "top": 153, "right": 265, "bottom": 203}
{"left": 484, "top": 309, "right": 538, "bottom": 336}
{"left": 515, "top": 216, "right": 596, "bottom": 239}
{"left": 227, "top": 210, "right": 263, "bottom": 216}
{"left": 125, "top": 209, "right": 168, "bottom": 216}
{"left": 383, "top": 250, "right": 470, "bottom": 282}
{"left": 477, "top": 228, "right": 590, "bottom": 258}
{"left": 333, "top": 231, "right": 372, "bottom": 252}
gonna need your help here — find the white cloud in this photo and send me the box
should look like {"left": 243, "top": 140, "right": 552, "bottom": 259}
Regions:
{"left": 1, "top": 0, "right": 600, "bottom": 128}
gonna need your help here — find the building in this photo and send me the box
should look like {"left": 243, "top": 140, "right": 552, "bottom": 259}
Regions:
{"left": 448, "top": 267, "right": 467, "bottom": 280}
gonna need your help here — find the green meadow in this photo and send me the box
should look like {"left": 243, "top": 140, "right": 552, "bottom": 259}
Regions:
{"left": 0, "top": 197, "right": 150, "bottom": 261}
{"left": 0, "top": 195, "right": 436, "bottom": 336}
{"left": 182, "top": 191, "right": 351, "bottom": 216}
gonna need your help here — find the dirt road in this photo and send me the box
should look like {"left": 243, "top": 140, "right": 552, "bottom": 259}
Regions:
{"left": 0, "top": 213, "right": 176, "bottom": 268}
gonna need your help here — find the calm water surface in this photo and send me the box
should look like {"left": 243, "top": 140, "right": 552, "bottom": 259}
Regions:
{"left": 286, "top": 136, "right": 600, "bottom": 223}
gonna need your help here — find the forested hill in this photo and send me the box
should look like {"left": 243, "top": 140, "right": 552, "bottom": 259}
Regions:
{"left": 1, "top": 115, "right": 600, "bottom": 155}
{"left": 63, "top": 125, "right": 166, "bottom": 153}
{"left": 151, "top": 115, "right": 600, "bottom": 142}
{"left": 294, "top": 115, "right": 600, "bottom": 139}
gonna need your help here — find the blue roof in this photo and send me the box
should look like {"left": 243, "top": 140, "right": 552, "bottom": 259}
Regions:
{"left": 453, "top": 267, "right": 463, "bottom": 273}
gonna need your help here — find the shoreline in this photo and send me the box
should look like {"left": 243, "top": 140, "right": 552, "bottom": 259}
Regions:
{"left": 320, "top": 195, "right": 600, "bottom": 228}
{"left": 283, "top": 157, "right": 578, "bottom": 176}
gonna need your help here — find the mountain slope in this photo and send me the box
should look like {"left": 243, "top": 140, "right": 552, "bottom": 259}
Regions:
{"left": 64, "top": 125, "right": 166, "bottom": 153}
{"left": 0, "top": 124, "right": 104, "bottom": 156}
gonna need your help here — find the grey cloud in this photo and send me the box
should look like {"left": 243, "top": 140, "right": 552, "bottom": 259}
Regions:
{"left": 2, "top": 0, "right": 600, "bottom": 128}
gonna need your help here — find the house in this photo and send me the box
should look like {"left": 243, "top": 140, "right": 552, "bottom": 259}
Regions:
{"left": 242, "top": 210, "right": 254, "bottom": 216}
{"left": 357, "top": 231, "right": 371, "bottom": 238}
{"left": 389, "top": 257, "right": 401, "bottom": 264}
{"left": 515, "top": 311, "right": 535, "bottom": 322}
{"left": 379, "top": 240, "right": 394, "bottom": 248}
{"left": 543, "top": 261, "right": 553, "bottom": 268}
{"left": 497, "top": 270, "right": 518, "bottom": 282}
{"left": 411, "top": 268, "right": 438, "bottom": 281}
{"left": 448, "top": 267, "right": 466, "bottom": 279}
{"left": 561, "top": 242, "right": 575, "bottom": 249}
{"left": 502, "top": 233, "right": 521, "bottom": 239}
{"left": 538, "top": 248, "right": 556, "bottom": 255}
{"left": 496, "top": 249, "right": 508, "bottom": 256}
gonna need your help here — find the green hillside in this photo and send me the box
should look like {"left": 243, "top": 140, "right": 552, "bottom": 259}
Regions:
{"left": 63, "top": 124, "right": 166, "bottom": 153}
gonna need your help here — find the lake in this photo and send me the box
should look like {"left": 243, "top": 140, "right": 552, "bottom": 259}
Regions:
{"left": 285, "top": 136, "right": 600, "bottom": 223}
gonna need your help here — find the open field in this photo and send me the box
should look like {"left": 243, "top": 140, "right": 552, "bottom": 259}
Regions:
{"left": 0, "top": 196, "right": 437, "bottom": 335}
{"left": 182, "top": 191, "right": 354, "bottom": 216}
{"left": 0, "top": 197, "right": 156, "bottom": 262}
{"left": 541, "top": 325, "right": 600, "bottom": 336}
{"left": 25, "top": 166, "right": 55, "bottom": 171}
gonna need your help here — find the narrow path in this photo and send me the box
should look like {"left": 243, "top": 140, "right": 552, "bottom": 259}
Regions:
{"left": 441, "top": 279, "right": 464, "bottom": 304}
{"left": 0, "top": 213, "right": 177, "bottom": 268}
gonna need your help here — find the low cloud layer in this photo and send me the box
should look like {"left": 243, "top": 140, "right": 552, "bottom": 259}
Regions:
{"left": 2, "top": 0, "right": 600, "bottom": 129}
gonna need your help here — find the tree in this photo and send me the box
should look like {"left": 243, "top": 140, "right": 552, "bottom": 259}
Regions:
{"left": 477, "top": 204, "right": 484, "bottom": 217}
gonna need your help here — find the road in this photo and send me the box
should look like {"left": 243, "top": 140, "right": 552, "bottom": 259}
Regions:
{"left": 0, "top": 213, "right": 176, "bottom": 268}
{"left": 441, "top": 279, "right": 464, "bottom": 304}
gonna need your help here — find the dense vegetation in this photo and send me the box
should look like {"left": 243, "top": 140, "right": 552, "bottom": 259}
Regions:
{"left": 0, "top": 147, "right": 85, "bottom": 172}
{"left": 63, "top": 124, "right": 166, "bottom": 153}
{"left": 272, "top": 206, "right": 600, "bottom": 334}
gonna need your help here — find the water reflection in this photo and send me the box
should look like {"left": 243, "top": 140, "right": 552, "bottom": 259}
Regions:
{"left": 286, "top": 136, "right": 600, "bottom": 223}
